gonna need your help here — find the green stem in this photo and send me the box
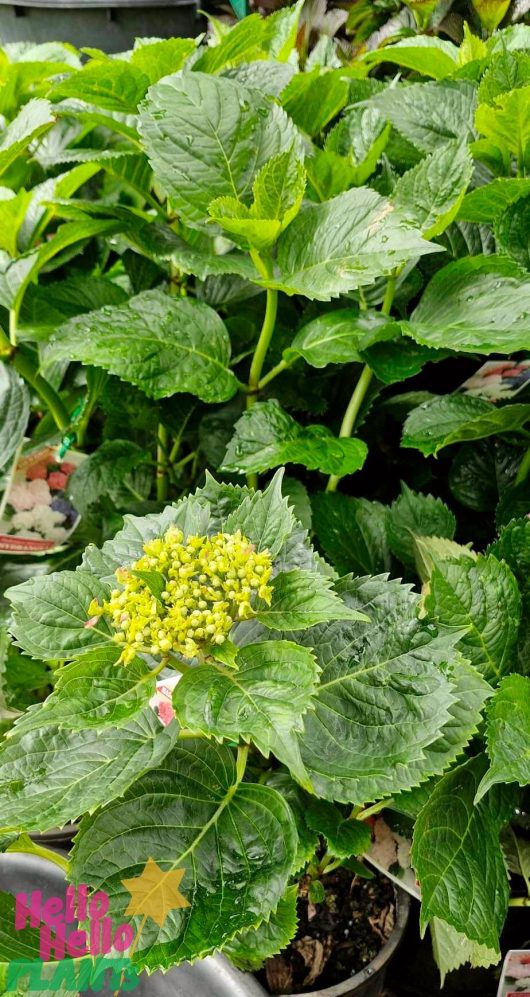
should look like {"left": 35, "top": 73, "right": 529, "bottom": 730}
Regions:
{"left": 325, "top": 273, "right": 397, "bottom": 494}
{"left": 7, "top": 834, "right": 69, "bottom": 874}
{"left": 247, "top": 287, "right": 278, "bottom": 405}
{"left": 515, "top": 442, "right": 530, "bottom": 486}
{"left": 509, "top": 896, "right": 530, "bottom": 907}
{"left": 9, "top": 308, "right": 18, "bottom": 348}
{"left": 246, "top": 257, "right": 278, "bottom": 489}
{"left": 12, "top": 349, "right": 70, "bottom": 432}
{"left": 356, "top": 798, "right": 392, "bottom": 821}
{"left": 258, "top": 358, "right": 290, "bottom": 390}
{"left": 326, "top": 365, "right": 374, "bottom": 493}
{"left": 171, "top": 450, "right": 196, "bottom": 475}
{"left": 156, "top": 423, "right": 169, "bottom": 503}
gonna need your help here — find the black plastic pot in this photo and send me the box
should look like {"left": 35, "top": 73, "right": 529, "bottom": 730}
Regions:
{"left": 0, "top": 0, "right": 202, "bottom": 52}
{"left": 0, "top": 852, "right": 267, "bottom": 996}
{"left": 277, "top": 887, "right": 411, "bottom": 997}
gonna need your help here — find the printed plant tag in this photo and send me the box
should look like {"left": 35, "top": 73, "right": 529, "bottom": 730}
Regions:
{"left": 461, "top": 360, "right": 530, "bottom": 401}
{"left": 364, "top": 816, "right": 421, "bottom": 900}
{"left": 0, "top": 445, "right": 85, "bottom": 555}
{"left": 497, "top": 951, "right": 530, "bottom": 995}
{"left": 150, "top": 676, "right": 180, "bottom": 727}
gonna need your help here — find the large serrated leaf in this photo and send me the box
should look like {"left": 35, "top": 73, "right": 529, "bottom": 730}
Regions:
{"left": 268, "top": 187, "right": 439, "bottom": 301}
{"left": 222, "top": 399, "right": 368, "bottom": 476}
{"left": 70, "top": 740, "right": 297, "bottom": 969}
{"left": 426, "top": 553, "right": 521, "bottom": 683}
{"left": 256, "top": 569, "right": 368, "bottom": 631}
{"left": 46, "top": 290, "right": 239, "bottom": 402}
{"left": 7, "top": 570, "right": 113, "bottom": 660}
{"left": 392, "top": 141, "right": 473, "bottom": 239}
{"left": 284, "top": 309, "right": 395, "bottom": 369}
{"left": 0, "top": 707, "right": 177, "bottom": 833}
{"left": 173, "top": 641, "right": 319, "bottom": 787}
{"left": 387, "top": 484, "right": 456, "bottom": 569}
{"left": 295, "top": 575, "right": 463, "bottom": 803}
{"left": 311, "top": 493, "right": 391, "bottom": 577}
{"left": 363, "top": 36, "right": 458, "bottom": 80}
{"left": 405, "top": 255, "right": 530, "bottom": 353}
{"left": 402, "top": 395, "right": 530, "bottom": 456}
{"left": 50, "top": 60, "right": 150, "bottom": 113}
{"left": 0, "top": 98, "right": 55, "bottom": 177}
{"left": 9, "top": 645, "right": 157, "bottom": 734}
{"left": 224, "top": 884, "right": 299, "bottom": 971}
{"left": 139, "top": 72, "right": 300, "bottom": 229}
{"left": 476, "top": 674, "right": 530, "bottom": 800}
{"left": 372, "top": 80, "right": 477, "bottom": 153}
{"left": 412, "top": 755, "right": 514, "bottom": 951}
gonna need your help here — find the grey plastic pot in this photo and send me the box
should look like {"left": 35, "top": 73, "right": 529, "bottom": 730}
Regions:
{"left": 0, "top": 0, "right": 201, "bottom": 52}
{"left": 0, "top": 852, "right": 266, "bottom": 997}
{"left": 277, "top": 886, "right": 411, "bottom": 997}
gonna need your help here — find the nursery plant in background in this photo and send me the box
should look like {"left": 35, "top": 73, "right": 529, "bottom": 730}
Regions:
{"left": 0, "top": 1, "right": 530, "bottom": 991}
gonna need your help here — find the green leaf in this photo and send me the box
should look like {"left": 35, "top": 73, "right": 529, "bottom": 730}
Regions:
{"left": 450, "top": 440, "right": 522, "bottom": 512}
{"left": 412, "top": 755, "right": 513, "bottom": 951}
{"left": 139, "top": 72, "right": 300, "bottom": 229}
{"left": 7, "top": 570, "right": 113, "bottom": 660}
{"left": 306, "top": 147, "right": 359, "bottom": 201}
{"left": 296, "top": 575, "right": 465, "bottom": 802}
{"left": 46, "top": 289, "right": 239, "bottom": 403}
{"left": 430, "top": 918, "right": 500, "bottom": 985}
{"left": 0, "top": 98, "right": 55, "bottom": 177}
{"left": 495, "top": 194, "right": 530, "bottom": 268}
{"left": 19, "top": 275, "right": 128, "bottom": 338}
{"left": 502, "top": 824, "right": 530, "bottom": 893}
{"left": 281, "top": 68, "right": 349, "bottom": 137}
{"left": 223, "top": 470, "right": 297, "bottom": 558}
{"left": 476, "top": 675, "right": 530, "bottom": 800}
{"left": 0, "top": 707, "right": 176, "bottom": 833}
{"left": 270, "top": 187, "right": 439, "bottom": 301}
{"left": 490, "top": 516, "right": 530, "bottom": 590}
{"left": 208, "top": 147, "right": 306, "bottom": 251}
{"left": 0, "top": 188, "right": 31, "bottom": 256}
{"left": 406, "top": 255, "right": 530, "bottom": 353}
{"left": 478, "top": 48, "right": 530, "bottom": 105}
{"left": 173, "top": 641, "right": 319, "bottom": 786}
{"left": 425, "top": 553, "right": 521, "bottom": 683}
{"left": 0, "top": 364, "right": 29, "bottom": 472}
{"left": 68, "top": 440, "right": 150, "bottom": 514}
{"left": 193, "top": 14, "right": 268, "bottom": 73}
{"left": 50, "top": 60, "right": 150, "bottom": 113}
{"left": 222, "top": 400, "right": 368, "bottom": 476}
{"left": 387, "top": 484, "right": 456, "bottom": 569}
{"left": 264, "top": 0, "right": 304, "bottom": 61}
{"left": 9, "top": 645, "right": 157, "bottom": 734}
{"left": 130, "top": 37, "right": 196, "bottom": 84}
{"left": 284, "top": 309, "right": 395, "bottom": 369}
{"left": 402, "top": 395, "right": 530, "bottom": 456}
{"left": 224, "top": 884, "right": 299, "bottom": 971}
{"left": 475, "top": 85, "right": 530, "bottom": 161}
{"left": 257, "top": 569, "right": 368, "bottom": 631}
{"left": 364, "top": 36, "right": 458, "bottom": 79}
{"left": 359, "top": 328, "right": 447, "bottom": 386}
{"left": 126, "top": 220, "right": 259, "bottom": 282}
{"left": 305, "top": 799, "right": 371, "bottom": 859}
{"left": 311, "top": 493, "right": 391, "bottom": 576}
{"left": 413, "top": 536, "right": 476, "bottom": 585}
{"left": 458, "top": 177, "right": 530, "bottom": 223}
{"left": 70, "top": 740, "right": 297, "bottom": 969}
{"left": 265, "top": 770, "right": 318, "bottom": 872}
{"left": 372, "top": 80, "right": 477, "bottom": 153}
{"left": 392, "top": 141, "right": 473, "bottom": 239}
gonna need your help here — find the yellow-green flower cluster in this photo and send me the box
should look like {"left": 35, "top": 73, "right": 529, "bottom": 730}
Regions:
{"left": 90, "top": 527, "right": 273, "bottom": 664}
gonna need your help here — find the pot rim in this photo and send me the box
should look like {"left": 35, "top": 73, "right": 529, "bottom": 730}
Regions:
{"left": 277, "top": 885, "right": 411, "bottom": 997}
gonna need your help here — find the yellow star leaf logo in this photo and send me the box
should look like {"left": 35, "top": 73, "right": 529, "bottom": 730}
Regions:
{"left": 121, "top": 857, "right": 191, "bottom": 929}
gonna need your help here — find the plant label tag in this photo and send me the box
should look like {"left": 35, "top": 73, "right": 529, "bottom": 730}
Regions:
{"left": 364, "top": 816, "right": 421, "bottom": 901}
{"left": 461, "top": 360, "right": 530, "bottom": 401}
{"left": 150, "top": 675, "right": 180, "bottom": 727}
{"left": 497, "top": 951, "right": 530, "bottom": 995}
{"left": 0, "top": 445, "right": 85, "bottom": 555}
